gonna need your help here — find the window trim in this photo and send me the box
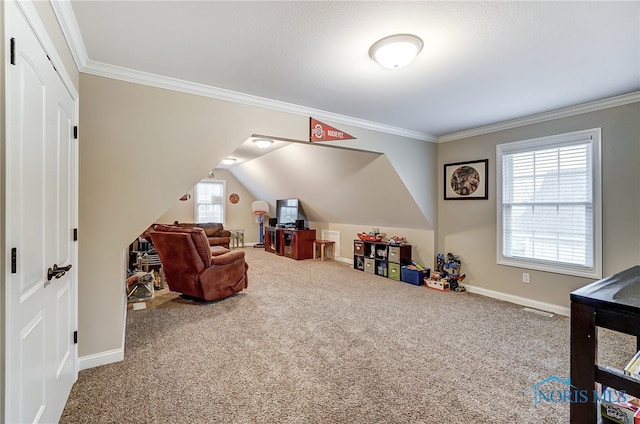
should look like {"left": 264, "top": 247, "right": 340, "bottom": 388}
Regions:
{"left": 194, "top": 179, "right": 226, "bottom": 226}
{"left": 496, "top": 128, "right": 602, "bottom": 279}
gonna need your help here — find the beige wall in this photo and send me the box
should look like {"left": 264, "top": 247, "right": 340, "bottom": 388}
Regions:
{"left": 79, "top": 74, "right": 310, "bottom": 357}
{"left": 79, "top": 73, "right": 436, "bottom": 360}
{"left": 437, "top": 103, "right": 640, "bottom": 310}
{"left": 155, "top": 188, "right": 195, "bottom": 224}
{"left": 15, "top": 0, "right": 640, "bottom": 365}
{"left": 156, "top": 170, "right": 259, "bottom": 242}
{"left": 230, "top": 143, "right": 432, "bottom": 229}
{"left": 322, "top": 121, "right": 438, "bottom": 230}
{"left": 310, "top": 222, "right": 435, "bottom": 268}
{"left": 218, "top": 170, "right": 261, "bottom": 242}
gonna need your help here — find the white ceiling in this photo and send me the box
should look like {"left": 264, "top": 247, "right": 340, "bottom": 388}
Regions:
{"left": 66, "top": 1, "right": 639, "bottom": 140}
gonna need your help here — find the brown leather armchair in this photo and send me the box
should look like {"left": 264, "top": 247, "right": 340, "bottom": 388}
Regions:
{"left": 149, "top": 225, "right": 248, "bottom": 301}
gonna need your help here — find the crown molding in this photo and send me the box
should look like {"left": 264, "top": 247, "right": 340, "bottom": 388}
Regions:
{"left": 53, "top": 0, "right": 635, "bottom": 144}
{"left": 50, "top": 0, "right": 88, "bottom": 70}
{"left": 437, "top": 91, "right": 640, "bottom": 143}
{"left": 82, "top": 60, "right": 436, "bottom": 142}
{"left": 49, "top": 0, "right": 435, "bottom": 142}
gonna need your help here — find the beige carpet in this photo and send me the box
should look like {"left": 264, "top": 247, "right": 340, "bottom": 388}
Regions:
{"left": 61, "top": 248, "right": 634, "bottom": 423}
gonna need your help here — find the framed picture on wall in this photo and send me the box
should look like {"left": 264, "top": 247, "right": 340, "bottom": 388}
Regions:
{"left": 444, "top": 159, "right": 489, "bottom": 200}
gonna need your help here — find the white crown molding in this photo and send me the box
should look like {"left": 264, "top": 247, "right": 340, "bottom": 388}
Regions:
{"left": 438, "top": 91, "right": 640, "bottom": 143}
{"left": 49, "top": 0, "right": 437, "bottom": 141}
{"left": 82, "top": 60, "right": 436, "bottom": 142}
{"left": 50, "top": 0, "right": 88, "bottom": 70}
{"left": 52, "top": 0, "right": 635, "bottom": 145}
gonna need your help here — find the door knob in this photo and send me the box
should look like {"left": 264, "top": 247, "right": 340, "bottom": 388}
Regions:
{"left": 47, "top": 264, "right": 72, "bottom": 281}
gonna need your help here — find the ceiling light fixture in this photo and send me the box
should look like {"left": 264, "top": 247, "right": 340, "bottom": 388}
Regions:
{"left": 369, "top": 34, "right": 423, "bottom": 70}
{"left": 253, "top": 138, "right": 273, "bottom": 149}
{"left": 222, "top": 158, "right": 236, "bottom": 165}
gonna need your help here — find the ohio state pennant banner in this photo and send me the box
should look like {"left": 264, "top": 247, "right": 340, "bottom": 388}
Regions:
{"left": 310, "top": 118, "right": 356, "bottom": 142}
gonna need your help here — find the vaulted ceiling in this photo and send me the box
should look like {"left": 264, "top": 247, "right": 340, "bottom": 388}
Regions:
{"left": 230, "top": 142, "right": 430, "bottom": 229}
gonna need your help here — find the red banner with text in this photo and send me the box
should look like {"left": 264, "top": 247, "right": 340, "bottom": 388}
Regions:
{"left": 310, "top": 118, "right": 356, "bottom": 142}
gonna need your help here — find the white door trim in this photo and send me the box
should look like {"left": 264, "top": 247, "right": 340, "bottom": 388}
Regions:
{"left": 11, "top": 0, "right": 79, "bottom": 99}
{"left": 3, "top": 0, "right": 80, "bottom": 420}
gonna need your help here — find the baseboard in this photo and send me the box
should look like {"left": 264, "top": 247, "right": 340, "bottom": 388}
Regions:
{"left": 79, "top": 348, "right": 124, "bottom": 371}
{"left": 336, "top": 256, "right": 351, "bottom": 265}
{"left": 464, "top": 284, "right": 570, "bottom": 316}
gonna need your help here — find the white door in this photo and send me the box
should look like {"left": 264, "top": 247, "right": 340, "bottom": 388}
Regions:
{"left": 5, "top": 1, "right": 78, "bottom": 423}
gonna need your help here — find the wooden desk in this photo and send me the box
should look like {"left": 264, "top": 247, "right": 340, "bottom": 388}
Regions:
{"left": 570, "top": 265, "right": 640, "bottom": 423}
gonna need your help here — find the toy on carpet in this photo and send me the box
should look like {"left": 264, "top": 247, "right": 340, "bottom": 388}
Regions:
{"left": 429, "top": 252, "right": 466, "bottom": 292}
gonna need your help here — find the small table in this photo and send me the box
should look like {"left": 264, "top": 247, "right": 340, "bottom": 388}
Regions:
{"left": 230, "top": 229, "right": 245, "bottom": 248}
{"left": 570, "top": 265, "right": 640, "bottom": 423}
{"left": 313, "top": 240, "right": 335, "bottom": 261}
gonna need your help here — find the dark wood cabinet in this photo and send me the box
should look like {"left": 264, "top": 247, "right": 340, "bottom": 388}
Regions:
{"left": 264, "top": 227, "right": 316, "bottom": 260}
{"left": 264, "top": 226, "right": 282, "bottom": 255}
{"left": 281, "top": 229, "right": 316, "bottom": 260}
{"left": 570, "top": 265, "right": 640, "bottom": 423}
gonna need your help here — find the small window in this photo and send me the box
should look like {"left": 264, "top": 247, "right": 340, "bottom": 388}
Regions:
{"left": 194, "top": 180, "right": 225, "bottom": 224}
{"left": 496, "top": 128, "right": 601, "bottom": 278}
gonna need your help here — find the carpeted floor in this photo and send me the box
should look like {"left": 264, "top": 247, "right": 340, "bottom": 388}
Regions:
{"left": 60, "top": 248, "right": 635, "bottom": 423}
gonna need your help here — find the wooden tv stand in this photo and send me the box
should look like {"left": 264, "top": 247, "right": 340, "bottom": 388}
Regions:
{"left": 264, "top": 227, "right": 316, "bottom": 260}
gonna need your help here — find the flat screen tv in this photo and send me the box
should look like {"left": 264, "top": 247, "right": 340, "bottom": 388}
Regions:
{"left": 276, "top": 198, "right": 306, "bottom": 227}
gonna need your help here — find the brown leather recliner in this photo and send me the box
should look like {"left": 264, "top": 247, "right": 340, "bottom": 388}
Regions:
{"left": 149, "top": 225, "right": 248, "bottom": 301}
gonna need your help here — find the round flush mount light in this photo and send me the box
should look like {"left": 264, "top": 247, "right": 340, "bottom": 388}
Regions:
{"left": 369, "top": 34, "right": 423, "bottom": 69}
{"left": 253, "top": 138, "right": 273, "bottom": 149}
{"left": 222, "top": 158, "right": 236, "bottom": 165}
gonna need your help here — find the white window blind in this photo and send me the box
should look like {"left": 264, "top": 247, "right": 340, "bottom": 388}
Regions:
{"left": 496, "top": 128, "right": 601, "bottom": 278}
{"left": 195, "top": 180, "right": 225, "bottom": 224}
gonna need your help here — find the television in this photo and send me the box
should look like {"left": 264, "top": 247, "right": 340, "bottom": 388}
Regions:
{"left": 276, "top": 198, "right": 306, "bottom": 228}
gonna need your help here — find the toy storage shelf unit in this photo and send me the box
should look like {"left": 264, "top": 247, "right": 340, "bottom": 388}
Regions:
{"left": 353, "top": 240, "right": 411, "bottom": 280}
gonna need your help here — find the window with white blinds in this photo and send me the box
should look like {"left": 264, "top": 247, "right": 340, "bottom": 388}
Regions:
{"left": 496, "top": 128, "right": 601, "bottom": 278}
{"left": 195, "top": 180, "right": 225, "bottom": 224}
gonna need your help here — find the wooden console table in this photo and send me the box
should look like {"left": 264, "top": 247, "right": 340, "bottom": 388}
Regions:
{"left": 570, "top": 265, "right": 640, "bottom": 423}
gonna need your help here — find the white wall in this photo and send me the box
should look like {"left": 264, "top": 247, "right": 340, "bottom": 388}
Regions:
{"left": 0, "top": 3, "right": 6, "bottom": 416}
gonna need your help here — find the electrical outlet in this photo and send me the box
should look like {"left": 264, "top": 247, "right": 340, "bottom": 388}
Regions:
{"left": 522, "top": 273, "right": 530, "bottom": 283}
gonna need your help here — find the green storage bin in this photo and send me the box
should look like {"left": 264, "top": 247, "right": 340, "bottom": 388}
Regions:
{"left": 388, "top": 263, "right": 401, "bottom": 281}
